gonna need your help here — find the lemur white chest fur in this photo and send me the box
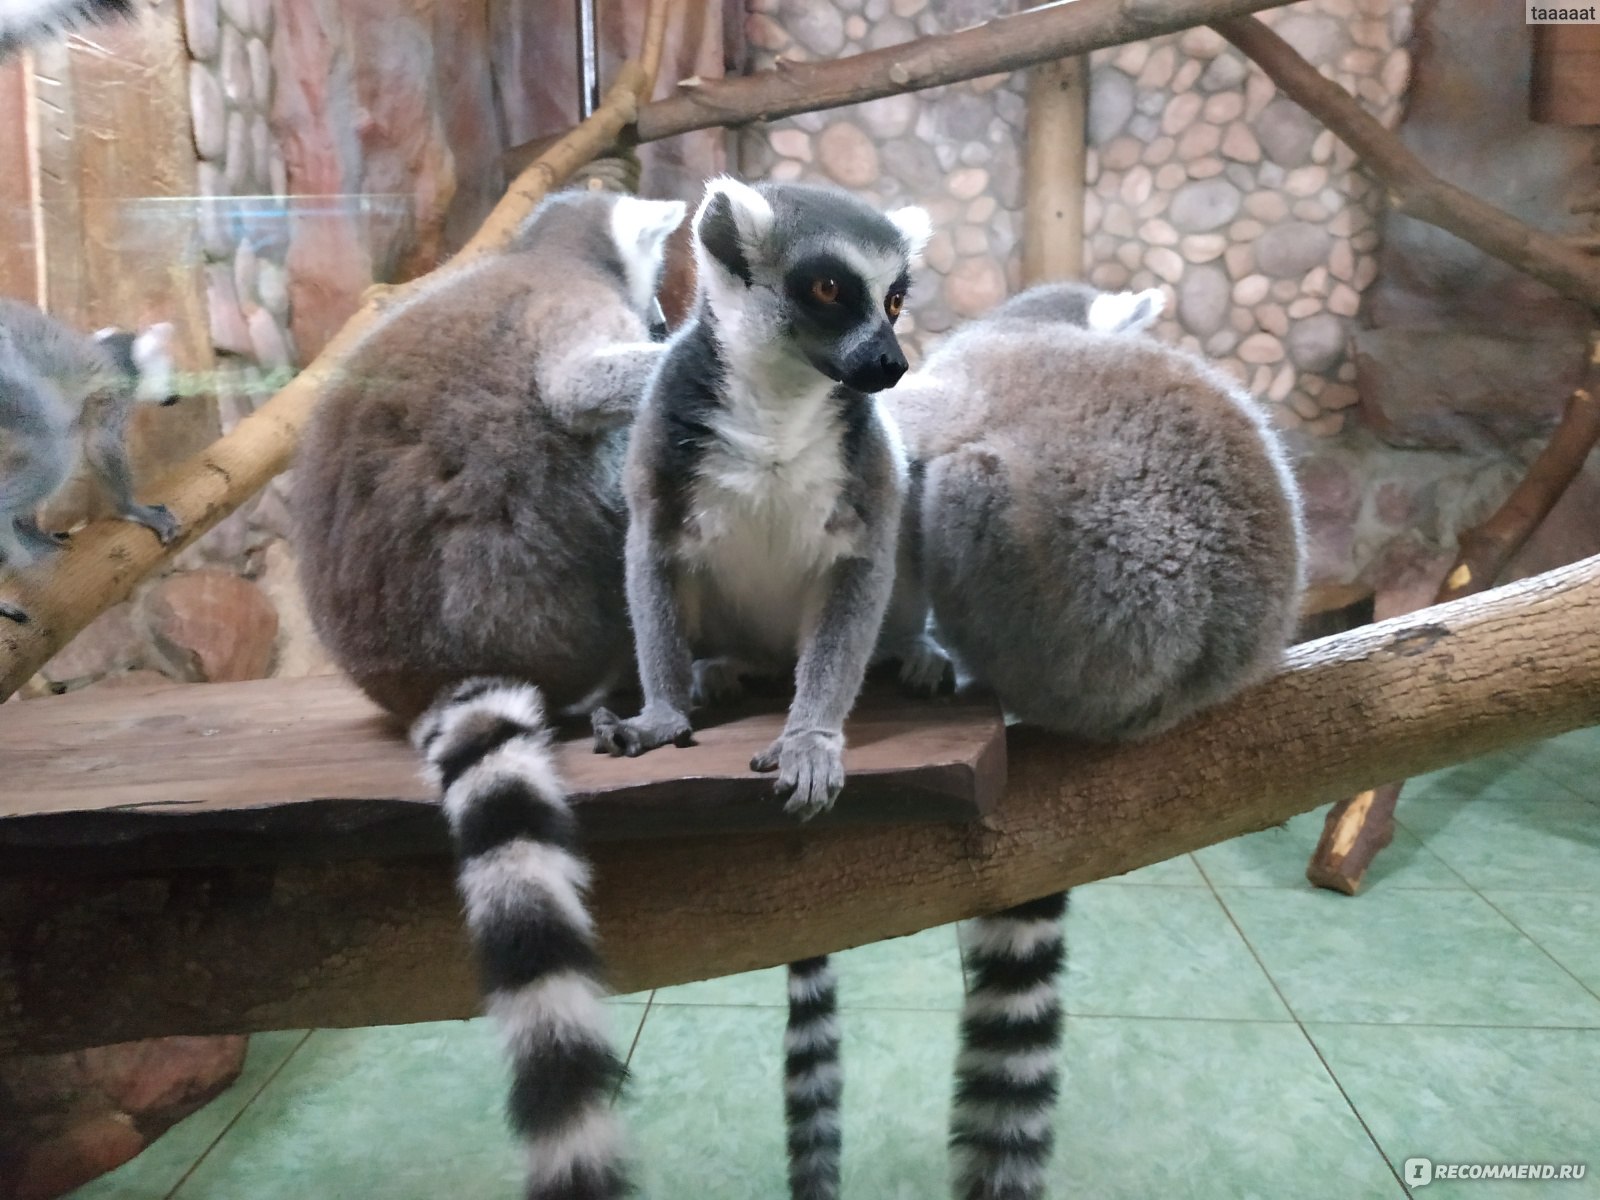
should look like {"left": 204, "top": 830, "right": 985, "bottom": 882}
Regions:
{"left": 678, "top": 358, "right": 860, "bottom": 661}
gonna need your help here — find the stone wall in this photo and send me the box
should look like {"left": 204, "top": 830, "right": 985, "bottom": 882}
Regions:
{"left": 1083, "top": 5, "right": 1410, "bottom": 438}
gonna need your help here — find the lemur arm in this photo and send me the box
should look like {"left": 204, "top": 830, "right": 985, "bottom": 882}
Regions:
{"left": 873, "top": 458, "right": 954, "bottom": 695}
{"left": 591, "top": 494, "right": 696, "bottom": 756}
{"left": 82, "top": 397, "right": 180, "bottom": 544}
{"left": 540, "top": 342, "right": 666, "bottom": 435}
{"left": 752, "top": 430, "right": 906, "bottom": 819}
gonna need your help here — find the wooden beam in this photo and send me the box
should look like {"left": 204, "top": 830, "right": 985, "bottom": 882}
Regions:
{"left": 506, "top": 0, "right": 1306, "bottom": 160}
{"left": 1306, "top": 358, "right": 1600, "bottom": 894}
{"left": 6, "top": 556, "right": 1598, "bottom": 1054}
{"left": 0, "top": 678, "right": 1006, "bottom": 870}
{"left": 1214, "top": 15, "right": 1600, "bottom": 311}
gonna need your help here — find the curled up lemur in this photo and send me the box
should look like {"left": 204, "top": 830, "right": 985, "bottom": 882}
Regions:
{"left": 295, "top": 188, "right": 685, "bottom": 1200}
{"left": 0, "top": 299, "right": 180, "bottom": 625}
{"left": 883, "top": 281, "right": 1306, "bottom": 1200}
{"left": 295, "top": 189, "right": 687, "bottom": 722}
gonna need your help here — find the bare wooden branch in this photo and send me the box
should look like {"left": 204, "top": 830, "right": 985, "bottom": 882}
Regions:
{"left": 7, "top": 556, "right": 1599, "bottom": 1053}
{"left": 0, "top": 0, "right": 677, "bottom": 702}
{"left": 628, "top": 0, "right": 1301, "bottom": 143}
{"left": 1306, "top": 352, "right": 1600, "bottom": 894}
{"left": 1213, "top": 15, "right": 1600, "bottom": 311}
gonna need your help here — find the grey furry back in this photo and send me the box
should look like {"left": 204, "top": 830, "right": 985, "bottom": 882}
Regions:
{"left": 293, "top": 193, "right": 651, "bottom": 722}
{"left": 895, "top": 314, "right": 1305, "bottom": 740}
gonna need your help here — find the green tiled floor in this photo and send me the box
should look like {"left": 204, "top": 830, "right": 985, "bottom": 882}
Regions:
{"left": 71, "top": 728, "right": 1600, "bottom": 1199}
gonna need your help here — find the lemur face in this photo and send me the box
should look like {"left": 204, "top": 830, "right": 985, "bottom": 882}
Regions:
{"left": 692, "top": 177, "right": 931, "bottom": 394}
{"left": 95, "top": 322, "right": 181, "bottom": 405}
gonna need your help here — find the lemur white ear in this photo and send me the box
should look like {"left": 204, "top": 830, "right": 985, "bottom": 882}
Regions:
{"left": 693, "top": 175, "right": 774, "bottom": 284}
{"left": 887, "top": 206, "right": 932, "bottom": 264}
{"left": 611, "top": 196, "right": 687, "bottom": 266}
{"left": 1087, "top": 288, "right": 1165, "bottom": 335}
{"left": 132, "top": 322, "right": 175, "bottom": 366}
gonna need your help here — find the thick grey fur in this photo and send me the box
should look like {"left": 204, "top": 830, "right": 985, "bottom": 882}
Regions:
{"left": 885, "top": 280, "right": 1306, "bottom": 739}
{"left": 0, "top": 299, "right": 180, "bottom": 624}
{"left": 591, "top": 178, "right": 929, "bottom": 820}
{"left": 293, "top": 189, "right": 685, "bottom": 722}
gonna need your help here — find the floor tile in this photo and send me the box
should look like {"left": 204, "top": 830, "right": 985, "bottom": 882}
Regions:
{"left": 1522, "top": 724, "right": 1600, "bottom": 801}
{"left": 1309, "top": 1023, "right": 1600, "bottom": 1200}
{"left": 69, "top": 1031, "right": 308, "bottom": 1200}
{"left": 1397, "top": 780, "right": 1600, "bottom": 892}
{"left": 1193, "top": 804, "right": 1466, "bottom": 890}
{"left": 837, "top": 925, "right": 965, "bottom": 1011}
{"left": 653, "top": 925, "right": 966, "bottom": 1011}
{"left": 1098, "top": 851, "right": 1206, "bottom": 885}
{"left": 1065, "top": 884, "right": 1289, "bottom": 1020}
{"left": 619, "top": 1005, "right": 789, "bottom": 1199}
{"left": 1480, "top": 890, "right": 1600, "bottom": 998}
{"left": 1053, "top": 1017, "right": 1401, "bottom": 1199}
{"left": 1218, "top": 887, "right": 1600, "bottom": 1027}
{"left": 168, "top": 1019, "right": 619, "bottom": 1199}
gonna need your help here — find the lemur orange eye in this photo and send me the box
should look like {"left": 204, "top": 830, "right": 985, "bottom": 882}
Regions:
{"left": 811, "top": 278, "right": 840, "bottom": 303}
{"left": 885, "top": 292, "right": 904, "bottom": 319}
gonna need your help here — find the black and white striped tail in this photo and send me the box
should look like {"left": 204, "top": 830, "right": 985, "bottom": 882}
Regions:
{"left": 0, "top": 0, "right": 134, "bottom": 59}
{"left": 785, "top": 955, "right": 842, "bottom": 1200}
{"left": 951, "top": 892, "right": 1068, "bottom": 1200}
{"left": 413, "top": 678, "right": 630, "bottom": 1200}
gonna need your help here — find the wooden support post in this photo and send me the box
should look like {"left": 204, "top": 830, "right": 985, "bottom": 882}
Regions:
{"left": 1022, "top": 52, "right": 1087, "bottom": 286}
{"left": 1307, "top": 356, "right": 1600, "bottom": 894}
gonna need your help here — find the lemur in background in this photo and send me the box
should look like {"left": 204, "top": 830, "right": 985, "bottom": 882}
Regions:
{"left": 884, "top": 281, "right": 1306, "bottom": 1200}
{"left": 294, "top": 189, "right": 686, "bottom": 723}
{"left": 0, "top": 0, "right": 135, "bottom": 58}
{"left": 0, "top": 299, "right": 179, "bottom": 625}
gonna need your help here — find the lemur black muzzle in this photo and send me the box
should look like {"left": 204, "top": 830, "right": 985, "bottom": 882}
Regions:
{"left": 838, "top": 324, "right": 908, "bottom": 393}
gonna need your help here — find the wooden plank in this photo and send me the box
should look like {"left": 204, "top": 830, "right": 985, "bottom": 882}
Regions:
{"left": 0, "top": 674, "right": 1007, "bottom": 868}
{"left": 0, "top": 57, "right": 38, "bottom": 302}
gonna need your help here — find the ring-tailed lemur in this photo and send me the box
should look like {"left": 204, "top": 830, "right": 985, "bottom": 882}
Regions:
{"left": 586, "top": 177, "right": 928, "bottom": 1200}
{"left": 295, "top": 188, "right": 683, "bottom": 1200}
{"left": 0, "top": 300, "right": 180, "bottom": 625}
{"left": 0, "top": 0, "right": 134, "bottom": 58}
{"left": 882, "top": 281, "right": 1305, "bottom": 1199}
{"left": 294, "top": 188, "right": 686, "bottom": 723}
{"left": 589, "top": 176, "right": 930, "bottom": 818}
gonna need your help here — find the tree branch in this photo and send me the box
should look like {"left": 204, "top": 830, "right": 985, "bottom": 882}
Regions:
{"left": 1213, "top": 15, "right": 1600, "bottom": 310}
{"left": 0, "top": 0, "right": 676, "bottom": 702}
{"left": 7, "top": 556, "right": 1599, "bottom": 1053}
{"left": 1307, "top": 349, "right": 1600, "bottom": 894}
{"left": 591, "top": 0, "right": 1304, "bottom": 149}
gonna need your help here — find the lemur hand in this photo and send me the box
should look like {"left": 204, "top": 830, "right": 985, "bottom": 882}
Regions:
{"left": 751, "top": 729, "right": 845, "bottom": 821}
{"left": 591, "top": 704, "right": 695, "bottom": 757}
{"left": 126, "top": 503, "right": 181, "bottom": 545}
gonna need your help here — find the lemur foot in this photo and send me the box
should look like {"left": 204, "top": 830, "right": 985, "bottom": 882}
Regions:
{"left": 691, "top": 657, "right": 748, "bottom": 708}
{"left": 751, "top": 729, "right": 845, "bottom": 821}
{"left": 0, "top": 601, "right": 28, "bottom": 624}
{"left": 591, "top": 705, "right": 694, "bottom": 757}
{"left": 896, "top": 637, "right": 956, "bottom": 698}
{"left": 125, "top": 503, "right": 181, "bottom": 545}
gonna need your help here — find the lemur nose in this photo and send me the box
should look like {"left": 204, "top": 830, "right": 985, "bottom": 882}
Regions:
{"left": 877, "top": 355, "right": 907, "bottom": 388}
